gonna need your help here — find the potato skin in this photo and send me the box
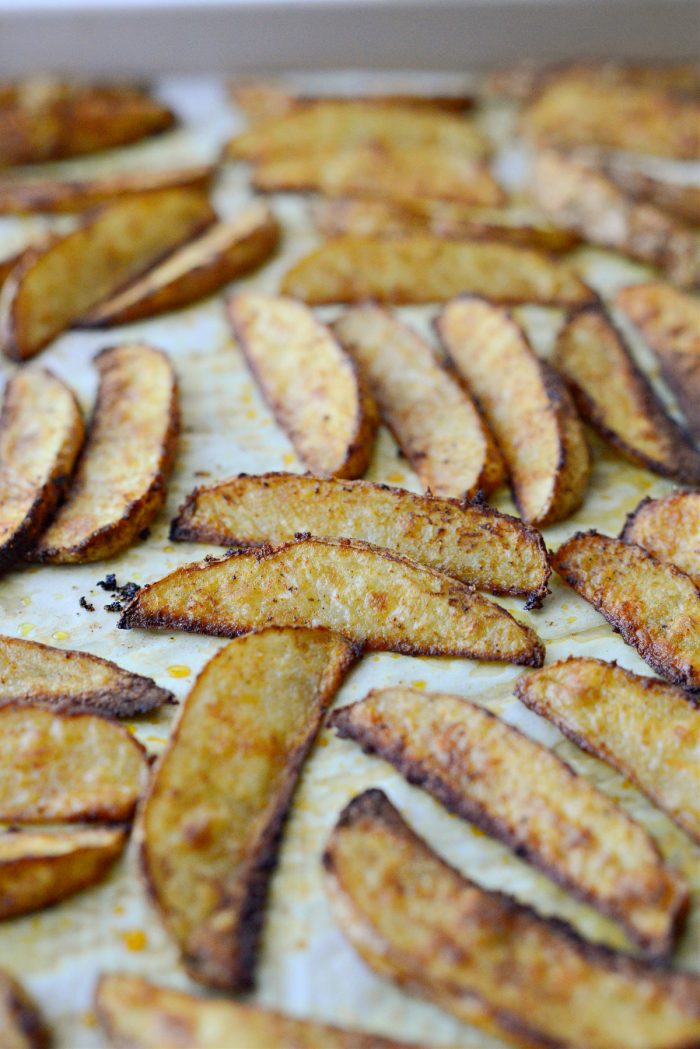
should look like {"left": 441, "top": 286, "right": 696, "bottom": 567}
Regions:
{"left": 621, "top": 490, "right": 700, "bottom": 588}
{"left": 0, "top": 968, "right": 50, "bottom": 1049}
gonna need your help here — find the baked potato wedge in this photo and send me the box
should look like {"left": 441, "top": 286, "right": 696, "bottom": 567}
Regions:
{"left": 552, "top": 531, "right": 700, "bottom": 690}
{"left": 436, "top": 297, "right": 591, "bottom": 526}
{"left": 603, "top": 163, "right": 700, "bottom": 226}
{"left": 333, "top": 306, "right": 505, "bottom": 500}
{"left": 30, "top": 343, "right": 179, "bottom": 563}
{"left": 231, "top": 80, "right": 475, "bottom": 120}
{"left": 0, "top": 703, "right": 147, "bottom": 822}
{"left": 485, "top": 60, "right": 700, "bottom": 101}
{"left": 228, "top": 293, "right": 377, "bottom": 479}
{"left": 0, "top": 188, "right": 215, "bottom": 360}
{"left": 119, "top": 537, "right": 545, "bottom": 666}
{"left": 0, "top": 969, "right": 49, "bottom": 1049}
{"left": 515, "top": 658, "right": 700, "bottom": 845}
{"left": 330, "top": 687, "right": 686, "bottom": 956}
{"left": 0, "top": 368, "right": 83, "bottom": 572}
{"left": 622, "top": 491, "right": 700, "bottom": 587}
{"left": 142, "top": 628, "right": 356, "bottom": 990}
{"left": 553, "top": 307, "right": 700, "bottom": 483}
{"left": 170, "top": 472, "right": 551, "bottom": 604}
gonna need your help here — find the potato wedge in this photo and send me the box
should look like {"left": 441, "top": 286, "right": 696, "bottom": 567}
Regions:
{"left": 0, "top": 188, "right": 215, "bottom": 360}
{"left": 603, "top": 163, "right": 700, "bottom": 227}
{"left": 485, "top": 60, "right": 700, "bottom": 101}
{"left": 0, "top": 368, "right": 83, "bottom": 571}
{"left": 622, "top": 491, "right": 700, "bottom": 587}
{"left": 436, "top": 297, "right": 591, "bottom": 526}
{"left": 0, "top": 826, "right": 126, "bottom": 920}
{"left": 0, "top": 969, "right": 49, "bottom": 1049}
{"left": 0, "top": 703, "right": 147, "bottom": 822}
{"left": 0, "top": 634, "right": 173, "bottom": 716}
{"left": 30, "top": 343, "right": 178, "bottom": 563}
{"left": 616, "top": 282, "right": 700, "bottom": 444}
{"left": 515, "top": 657, "right": 700, "bottom": 845}
{"left": 170, "top": 472, "right": 551, "bottom": 604}
{"left": 281, "top": 235, "right": 596, "bottom": 306}
{"left": 552, "top": 531, "right": 700, "bottom": 690}
{"left": 228, "top": 293, "right": 377, "bottom": 479}
{"left": 231, "top": 80, "right": 475, "bottom": 120}
{"left": 119, "top": 537, "right": 545, "bottom": 666}
{"left": 553, "top": 307, "right": 700, "bottom": 483}
{"left": 142, "top": 628, "right": 356, "bottom": 989}
{"left": 333, "top": 306, "right": 505, "bottom": 500}
{"left": 324, "top": 790, "right": 700, "bottom": 1049}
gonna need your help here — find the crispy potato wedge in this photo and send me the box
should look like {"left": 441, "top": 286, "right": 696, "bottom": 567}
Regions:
{"left": 622, "top": 491, "right": 700, "bottom": 588}
{"left": 616, "top": 282, "right": 700, "bottom": 444}
{"left": 228, "top": 293, "right": 377, "bottom": 479}
{"left": 485, "top": 60, "right": 700, "bottom": 101}
{"left": 515, "top": 657, "right": 700, "bottom": 845}
{"left": 324, "top": 790, "right": 700, "bottom": 1049}
{"left": 0, "top": 703, "right": 147, "bottom": 822}
{"left": 0, "top": 634, "right": 173, "bottom": 716}
{"left": 142, "top": 628, "right": 356, "bottom": 989}
{"left": 0, "top": 188, "right": 215, "bottom": 360}
{"left": 281, "top": 235, "right": 596, "bottom": 306}
{"left": 553, "top": 307, "right": 700, "bottom": 483}
{"left": 30, "top": 343, "right": 179, "bottom": 563}
{"left": 436, "top": 297, "right": 591, "bottom": 526}
{"left": 603, "top": 164, "right": 700, "bottom": 227}
{"left": 333, "top": 306, "right": 505, "bottom": 500}
{"left": 231, "top": 80, "right": 475, "bottom": 120}
{"left": 552, "top": 531, "right": 700, "bottom": 690}
{"left": 0, "top": 969, "right": 49, "bottom": 1049}
{"left": 120, "top": 537, "right": 544, "bottom": 666}
{"left": 0, "top": 368, "right": 83, "bottom": 571}
{"left": 0, "top": 826, "right": 126, "bottom": 920}
{"left": 171, "top": 472, "right": 551, "bottom": 604}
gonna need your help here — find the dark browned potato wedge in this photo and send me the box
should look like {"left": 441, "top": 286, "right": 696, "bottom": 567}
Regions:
{"left": 170, "top": 472, "right": 551, "bottom": 604}
{"left": 142, "top": 627, "right": 356, "bottom": 990}
{"left": 231, "top": 80, "right": 475, "bottom": 120}
{"left": 330, "top": 687, "right": 687, "bottom": 956}
{"left": 324, "top": 789, "right": 700, "bottom": 1049}
{"left": 0, "top": 826, "right": 126, "bottom": 920}
{"left": 281, "top": 235, "right": 596, "bottom": 306}
{"left": 0, "top": 969, "right": 50, "bottom": 1049}
{"left": 0, "top": 368, "right": 83, "bottom": 572}
{"left": 228, "top": 293, "right": 377, "bottom": 479}
{"left": 0, "top": 188, "right": 215, "bottom": 360}
{"left": 515, "top": 657, "right": 700, "bottom": 845}
{"left": 622, "top": 491, "right": 700, "bottom": 588}
{"left": 333, "top": 306, "right": 505, "bottom": 500}
{"left": 0, "top": 703, "right": 147, "bottom": 822}
{"left": 552, "top": 531, "right": 700, "bottom": 690}
{"left": 30, "top": 343, "right": 179, "bottom": 563}
{"left": 436, "top": 297, "right": 591, "bottom": 526}
{"left": 119, "top": 537, "right": 545, "bottom": 666}
{"left": 603, "top": 164, "right": 700, "bottom": 226}
{"left": 0, "top": 634, "right": 173, "bottom": 716}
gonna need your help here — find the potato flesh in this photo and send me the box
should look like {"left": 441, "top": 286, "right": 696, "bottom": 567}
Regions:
{"left": 622, "top": 491, "right": 700, "bottom": 589}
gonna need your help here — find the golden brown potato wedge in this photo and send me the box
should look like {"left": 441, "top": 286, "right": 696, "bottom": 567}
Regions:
{"left": 0, "top": 969, "right": 50, "bottom": 1049}
{"left": 622, "top": 491, "right": 700, "bottom": 588}
{"left": 485, "top": 60, "right": 700, "bottom": 101}
{"left": 552, "top": 531, "right": 700, "bottom": 690}
{"left": 231, "top": 80, "right": 475, "bottom": 120}
{"left": 0, "top": 368, "right": 83, "bottom": 571}
{"left": 333, "top": 306, "right": 505, "bottom": 500}
{"left": 281, "top": 235, "right": 596, "bottom": 306}
{"left": 30, "top": 343, "right": 178, "bottom": 563}
{"left": 0, "top": 703, "right": 147, "bottom": 822}
{"left": 120, "top": 537, "right": 544, "bottom": 666}
{"left": 553, "top": 307, "right": 700, "bottom": 483}
{"left": 324, "top": 790, "right": 700, "bottom": 1049}
{"left": 603, "top": 163, "right": 700, "bottom": 227}
{"left": 170, "top": 472, "right": 551, "bottom": 605}
{"left": 228, "top": 293, "right": 377, "bottom": 479}
{"left": 515, "top": 657, "right": 700, "bottom": 845}
{"left": 142, "top": 628, "right": 356, "bottom": 990}
{"left": 436, "top": 297, "right": 591, "bottom": 526}
{"left": 0, "top": 188, "right": 215, "bottom": 360}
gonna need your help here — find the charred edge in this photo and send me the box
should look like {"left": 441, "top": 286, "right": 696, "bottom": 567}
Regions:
{"left": 620, "top": 495, "right": 654, "bottom": 541}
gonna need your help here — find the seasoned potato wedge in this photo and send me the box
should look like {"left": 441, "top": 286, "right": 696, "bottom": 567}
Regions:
{"left": 281, "top": 235, "right": 596, "bottom": 306}
{"left": 0, "top": 188, "right": 215, "bottom": 360}
{"left": 171, "top": 472, "right": 551, "bottom": 604}
{"left": 142, "top": 628, "right": 356, "bottom": 989}
{"left": 330, "top": 687, "right": 686, "bottom": 956}
{"left": 552, "top": 531, "right": 700, "bottom": 690}
{"left": 0, "top": 826, "right": 126, "bottom": 920}
{"left": 120, "top": 537, "right": 545, "bottom": 666}
{"left": 436, "top": 297, "right": 591, "bottom": 526}
{"left": 0, "top": 633, "right": 173, "bottom": 716}
{"left": 622, "top": 491, "right": 700, "bottom": 587}
{"left": 333, "top": 306, "right": 505, "bottom": 499}
{"left": 231, "top": 80, "right": 475, "bottom": 120}
{"left": 486, "top": 60, "right": 700, "bottom": 101}
{"left": 228, "top": 293, "right": 377, "bottom": 478}
{"left": 515, "top": 658, "right": 700, "bottom": 845}
{"left": 0, "top": 969, "right": 49, "bottom": 1049}
{"left": 0, "top": 703, "right": 147, "bottom": 822}
{"left": 603, "top": 163, "right": 700, "bottom": 226}
{"left": 553, "top": 307, "right": 700, "bottom": 483}
{"left": 0, "top": 368, "right": 83, "bottom": 571}
{"left": 30, "top": 344, "right": 178, "bottom": 563}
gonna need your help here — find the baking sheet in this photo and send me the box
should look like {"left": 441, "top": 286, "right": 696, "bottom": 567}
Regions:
{"left": 0, "top": 74, "right": 698, "bottom": 1048}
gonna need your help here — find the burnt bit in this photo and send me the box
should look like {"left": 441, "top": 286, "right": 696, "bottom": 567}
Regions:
{"left": 97, "top": 574, "right": 142, "bottom": 613}
{"left": 79, "top": 596, "right": 95, "bottom": 612}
